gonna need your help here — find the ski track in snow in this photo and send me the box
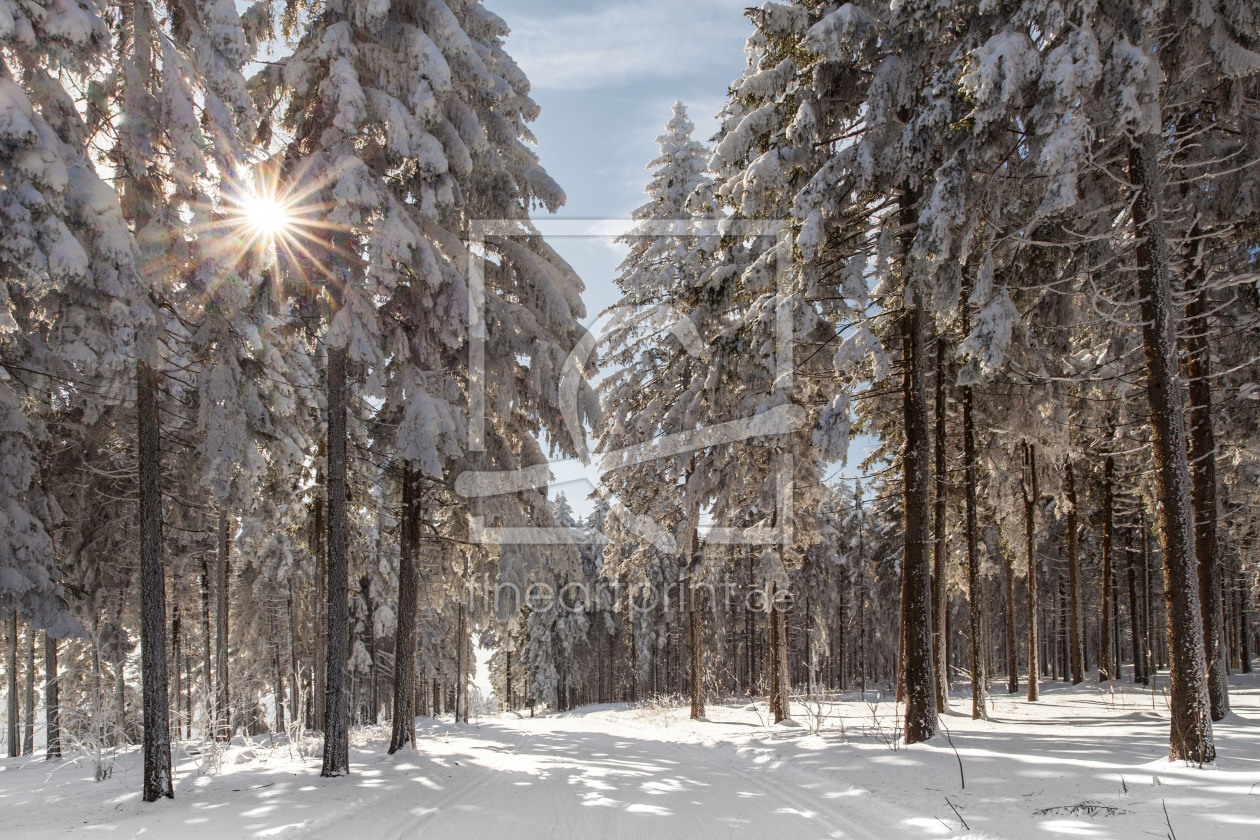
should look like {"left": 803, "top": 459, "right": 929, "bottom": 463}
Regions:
{"left": 4, "top": 674, "right": 1260, "bottom": 839}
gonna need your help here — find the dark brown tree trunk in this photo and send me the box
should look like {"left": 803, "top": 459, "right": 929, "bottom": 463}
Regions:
{"left": 768, "top": 581, "right": 790, "bottom": 723}
{"left": 288, "top": 583, "right": 300, "bottom": 731}
{"left": 313, "top": 457, "right": 327, "bottom": 733}
{"left": 1004, "top": 550, "right": 1018, "bottom": 694}
{"left": 1183, "top": 239, "right": 1229, "bottom": 720}
{"left": 1142, "top": 510, "right": 1154, "bottom": 684}
{"left": 1023, "top": 442, "right": 1039, "bottom": 701}
{"left": 689, "top": 583, "right": 705, "bottom": 720}
{"left": 1130, "top": 134, "right": 1214, "bottom": 762}
{"left": 1100, "top": 456, "right": 1116, "bottom": 682}
{"left": 200, "top": 555, "right": 212, "bottom": 737}
{"left": 1058, "top": 579, "right": 1069, "bottom": 680}
{"left": 1065, "top": 461, "right": 1085, "bottom": 684}
{"left": 45, "top": 633, "right": 60, "bottom": 759}
{"left": 456, "top": 554, "right": 469, "bottom": 724}
{"left": 1113, "top": 558, "right": 1122, "bottom": 679}
{"left": 744, "top": 551, "right": 754, "bottom": 695}
{"left": 1239, "top": 548, "right": 1252, "bottom": 673}
{"left": 1126, "top": 531, "right": 1145, "bottom": 684}
{"left": 856, "top": 497, "right": 868, "bottom": 698}
{"left": 114, "top": 594, "right": 126, "bottom": 745}
{"left": 185, "top": 656, "right": 192, "bottom": 738}
{"left": 7, "top": 613, "right": 17, "bottom": 757}
{"left": 273, "top": 610, "right": 285, "bottom": 732}
{"left": 932, "top": 333, "right": 950, "bottom": 713}
{"left": 23, "top": 625, "right": 34, "bottom": 754}
{"left": 901, "top": 278, "right": 936, "bottom": 743}
{"left": 895, "top": 581, "right": 906, "bottom": 703}
{"left": 171, "top": 602, "right": 181, "bottom": 740}
{"left": 215, "top": 507, "right": 231, "bottom": 742}
{"left": 960, "top": 342, "right": 984, "bottom": 718}
{"left": 322, "top": 344, "right": 350, "bottom": 776}
{"left": 360, "top": 572, "right": 376, "bottom": 725}
{"left": 138, "top": 356, "right": 173, "bottom": 800}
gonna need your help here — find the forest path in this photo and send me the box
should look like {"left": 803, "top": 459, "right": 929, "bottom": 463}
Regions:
{"left": 287, "top": 708, "right": 901, "bottom": 840}
{"left": 11, "top": 680, "right": 1260, "bottom": 839}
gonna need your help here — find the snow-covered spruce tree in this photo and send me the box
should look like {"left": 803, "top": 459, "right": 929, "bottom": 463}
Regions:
{"left": 701, "top": 1, "right": 885, "bottom": 724}
{"left": 0, "top": 1, "right": 149, "bottom": 639}
{"left": 597, "top": 101, "right": 718, "bottom": 719}
{"left": 1151, "top": 0, "right": 1260, "bottom": 722}
{"left": 750, "top": 0, "right": 989, "bottom": 741}
{"left": 96, "top": 0, "right": 279, "bottom": 796}
{"left": 0, "top": 0, "right": 229, "bottom": 799}
{"left": 946, "top": 0, "right": 1258, "bottom": 758}
{"left": 262, "top": 0, "right": 591, "bottom": 770}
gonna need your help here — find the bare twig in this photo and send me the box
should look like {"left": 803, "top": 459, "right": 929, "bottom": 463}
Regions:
{"left": 939, "top": 717, "right": 965, "bottom": 789}
{"left": 945, "top": 796, "right": 969, "bottom": 831}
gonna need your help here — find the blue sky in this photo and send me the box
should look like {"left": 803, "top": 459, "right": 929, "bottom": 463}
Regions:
{"left": 490, "top": 0, "right": 756, "bottom": 515}
{"left": 492, "top": 0, "right": 752, "bottom": 312}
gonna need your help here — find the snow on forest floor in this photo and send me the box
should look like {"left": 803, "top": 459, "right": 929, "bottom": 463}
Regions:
{"left": 3, "top": 673, "right": 1260, "bottom": 839}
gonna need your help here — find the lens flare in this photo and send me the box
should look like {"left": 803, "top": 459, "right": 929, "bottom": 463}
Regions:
{"left": 241, "top": 193, "right": 292, "bottom": 241}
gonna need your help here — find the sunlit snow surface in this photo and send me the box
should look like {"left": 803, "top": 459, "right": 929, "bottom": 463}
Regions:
{"left": 4, "top": 673, "right": 1259, "bottom": 838}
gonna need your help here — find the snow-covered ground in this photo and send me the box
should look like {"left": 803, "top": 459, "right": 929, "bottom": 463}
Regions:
{"left": 4, "top": 673, "right": 1259, "bottom": 839}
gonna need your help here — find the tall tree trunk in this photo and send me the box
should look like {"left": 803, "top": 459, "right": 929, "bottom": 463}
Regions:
{"left": 1142, "top": 509, "right": 1154, "bottom": 684}
{"left": 171, "top": 601, "right": 181, "bottom": 740}
{"left": 506, "top": 647, "right": 514, "bottom": 711}
{"left": 1100, "top": 456, "right": 1116, "bottom": 682}
{"left": 1239, "top": 584, "right": 1252, "bottom": 673}
{"left": 689, "top": 580, "right": 706, "bottom": 720}
{"left": 6, "top": 613, "right": 16, "bottom": 757}
{"left": 287, "top": 582, "right": 300, "bottom": 732}
{"left": 138, "top": 354, "right": 173, "bottom": 800}
{"left": 1129, "top": 134, "right": 1214, "bottom": 763}
{"left": 313, "top": 457, "right": 327, "bottom": 733}
{"left": 769, "top": 580, "right": 790, "bottom": 723}
{"left": 273, "top": 610, "right": 285, "bottom": 732}
{"left": 45, "top": 633, "right": 60, "bottom": 759}
{"left": 960, "top": 295, "right": 984, "bottom": 719}
{"left": 1065, "top": 461, "right": 1085, "bottom": 684}
{"left": 114, "top": 593, "right": 126, "bottom": 745}
{"left": 901, "top": 285, "right": 936, "bottom": 743}
{"left": 1004, "top": 550, "right": 1018, "bottom": 694}
{"left": 360, "top": 572, "right": 376, "bottom": 725}
{"left": 1023, "top": 442, "right": 1039, "bottom": 701}
{"left": 456, "top": 556, "right": 469, "bottom": 724}
{"left": 23, "top": 624, "right": 34, "bottom": 754}
{"left": 688, "top": 521, "right": 705, "bottom": 720}
{"left": 322, "top": 344, "right": 350, "bottom": 776}
{"left": 744, "top": 550, "right": 754, "bottom": 695}
{"left": 1239, "top": 546, "right": 1252, "bottom": 673}
{"left": 1183, "top": 238, "right": 1229, "bottom": 720}
{"left": 92, "top": 616, "right": 104, "bottom": 768}
{"left": 1126, "top": 531, "right": 1145, "bottom": 684}
{"left": 121, "top": 0, "right": 172, "bottom": 798}
{"left": 200, "top": 555, "right": 212, "bottom": 737}
{"left": 215, "top": 507, "right": 231, "bottom": 742}
{"left": 932, "top": 333, "right": 950, "bottom": 713}
{"left": 1059, "top": 579, "right": 1069, "bottom": 680}
{"left": 856, "top": 495, "right": 867, "bottom": 698}
{"left": 1113, "top": 555, "right": 1122, "bottom": 679}
{"left": 185, "top": 656, "right": 192, "bottom": 739}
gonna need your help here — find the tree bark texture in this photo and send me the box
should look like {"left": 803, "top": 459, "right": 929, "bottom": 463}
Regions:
{"left": 138, "top": 357, "right": 173, "bottom": 800}
{"left": 1130, "top": 134, "right": 1213, "bottom": 762}
{"left": 321, "top": 344, "right": 350, "bottom": 776}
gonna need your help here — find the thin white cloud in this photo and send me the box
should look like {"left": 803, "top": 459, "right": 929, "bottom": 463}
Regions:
{"left": 503, "top": 0, "right": 752, "bottom": 91}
